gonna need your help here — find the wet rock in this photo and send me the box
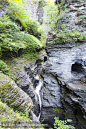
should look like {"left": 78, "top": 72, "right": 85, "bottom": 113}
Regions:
{"left": 7, "top": 49, "right": 47, "bottom": 118}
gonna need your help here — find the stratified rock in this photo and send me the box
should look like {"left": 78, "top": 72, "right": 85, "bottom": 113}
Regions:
{"left": 42, "top": 40, "right": 86, "bottom": 128}
{"left": 0, "top": 100, "right": 46, "bottom": 128}
{"left": 41, "top": 41, "right": 86, "bottom": 128}
{"left": 60, "top": 79, "right": 86, "bottom": 129}
{"left": 55, "top": 0, "right": 81, "bottom": 4}
{"left": 41, "top": 1, "right": 86, "bottom": 127}
{"left": 6, "top": 49, "right": 47, "bottom": 118}
{"left": 0, "top": 72, "right": 33, "bottom": 113}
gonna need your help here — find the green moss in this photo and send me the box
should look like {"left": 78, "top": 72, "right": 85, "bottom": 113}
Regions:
{"left": 52, "top": 107, "right": 61, "bottom": 112}
{"left": 0, "top": 83, "right": 12, "bottom": 99}
{"left": 22, "top": 51, "right": 39, "bottom": 61}
{"left": 0, "top": 100, "right": 31, "bottom": 124}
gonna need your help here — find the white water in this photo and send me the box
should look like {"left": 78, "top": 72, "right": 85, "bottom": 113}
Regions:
{"left": 35, "top": 79, "right": 42, "bottom": 120}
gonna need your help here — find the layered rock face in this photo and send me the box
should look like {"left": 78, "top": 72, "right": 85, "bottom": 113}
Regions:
{"left": 41, "top": 0, "right": 86, "bottom": 128}
{"left": 41, "top": 43, "right": 86, "bottom": 128}
{"left": 0, "top": 72, "right": 33, "bottom": 114}
{"left": 4, "top": 49, "right": 47, "bottom": 119}
{"left": 56, "top": 0, "right": 85, "bottom": 4}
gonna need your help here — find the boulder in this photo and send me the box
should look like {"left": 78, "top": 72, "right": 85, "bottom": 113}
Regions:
{"left": 0, "top": 72, "right": 33, "bottom": 113}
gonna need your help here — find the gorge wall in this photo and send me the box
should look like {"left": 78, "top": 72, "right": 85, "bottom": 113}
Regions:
{"left": 41, "top": 0, "right": 86, "bottom": 129}
{"left": 0, "top": 0, "right": 86, "bottom": 128}
{"left": 41, "top": 43, "right": 86, "bottom": 129}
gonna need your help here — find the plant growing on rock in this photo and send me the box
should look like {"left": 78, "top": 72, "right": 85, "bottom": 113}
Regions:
{"left": 43, "top": 1, "right": 59, "bottom": 30}
{"left": 5, "top": 0, "right": 46, "bottom": 42}
{"left": 49, "top": 29, "right": 86, "bottom": 44}
{"left": 43, "top": 0, "right": 68, "bottom": 31}
{"left": 0, "top": 15, "right": 42, "bottom": 58}
{"left": 52, "top": 117, "right": 75, "bottom": 129}
{"left": 0, "top": 60, "right": 9, "bottom": 74}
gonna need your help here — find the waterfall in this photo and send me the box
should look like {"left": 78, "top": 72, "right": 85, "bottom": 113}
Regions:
{"left": 35, "top": 75, "right": 42, "bottom": 120}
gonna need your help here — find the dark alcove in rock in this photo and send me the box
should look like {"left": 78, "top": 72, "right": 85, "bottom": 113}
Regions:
{"left": 71, "top": 62, "right": 84, "bottom": 73}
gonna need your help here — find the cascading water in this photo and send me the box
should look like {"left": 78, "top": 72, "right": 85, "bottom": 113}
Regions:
{"left": 35, "top": 75, "right": 42, "bottom": 120}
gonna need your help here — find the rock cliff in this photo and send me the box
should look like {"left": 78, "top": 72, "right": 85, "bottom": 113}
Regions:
{"left": 41, "top": 0, "right": 86, "bottom": 129}
{"left": 0, "top": 0, "right": 86, "bottom": 128}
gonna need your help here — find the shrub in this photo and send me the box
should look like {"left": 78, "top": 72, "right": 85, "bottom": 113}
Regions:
{"left": 0, "top": 16, "right": 42, "bottom": 58}
{"left": 26, "top": 20, "right": 41, "bottom": 39}
{"left": 43, "top": 2, "right": 59, "bottom": 30}
{"left": 5, "top": 2, "right": 29, "bottom": 29}
{"left": 53, "top": 117, "right": 75, "bottom": 129}
{"left": 43, "top": 0, "right": 68, "bottom": 31}
{"left": 5, "top": 1, "right": 44, "bottom": 40}
{"left": 24, "top": 33, "right": 42, "bottom": 50}
{"left": 50, "top": 30, "right": 86, "bottom": 44}
{"left": 0, "top": 60, "right": 9, "bottom": 74}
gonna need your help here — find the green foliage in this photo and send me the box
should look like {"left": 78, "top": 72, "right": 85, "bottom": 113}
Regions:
{"left": 44, "top": 1, "right": 86, "bottom": 44}
{"left": 22, "top": 51, "right": 39, "bottom": 61}
{"left": 0, "top": 0, "right": 46, "bottom": 59}
{"left": 44, "top": 2, "right": 59, "bottom": 30}
{"left": 49, "top": 26, "right": 86, "bottom": 44}
{"left": 55, "top": 30, "right": 86, "bottom": 43}
{"left": 26, "top": 19, "right": 41, "bottom": 39}
{"left": 0, "top": 60, "right": 9, "bottom": 74}
{"left": 52, "top": 107, "right": 75, "bottom": 129}
{"left": 0, "top": 16, "right": 42, "bottom": 58}
{"left": 5, "top": 2, "right": 29, "bottom": 29}
{"left": 53, "top": 117, "right": 75, "bottom": 129}
{"left": 5, "top": 1, "right": 46, "bottom": 41}
{"left": 44, "top": 1, "right": 68, "bottom": 31}
{"left": 24, "top": 33, "right": 42, "bottom": 50}
{"left": 52, "top": 107, "right": 62, "bottom": 113}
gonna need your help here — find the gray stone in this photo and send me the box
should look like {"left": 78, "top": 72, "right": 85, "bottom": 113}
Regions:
{"left": 0, "top": 73, "right": 33, "bottom": 114}
{"left": 41, "top": 1, "right": 86, "bottom": 126}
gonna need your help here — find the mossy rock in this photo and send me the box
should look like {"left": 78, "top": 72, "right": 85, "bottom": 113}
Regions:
{"left": 0, "top": 100, "right": 44, "bottom": 128}
{"left": 0, "top": 72, "right": 33, "bottom": 113}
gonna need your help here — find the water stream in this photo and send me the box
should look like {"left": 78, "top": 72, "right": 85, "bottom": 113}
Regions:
{"left": 35, "top": 75, "right": 42, "bottom": 120}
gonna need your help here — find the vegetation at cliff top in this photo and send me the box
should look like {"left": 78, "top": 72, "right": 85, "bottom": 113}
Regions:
{"left": 44, "top": 0, "right": 86, "bottom": 44}
{"left": 0, "top": 0, "right": 46, "bottom": 74}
